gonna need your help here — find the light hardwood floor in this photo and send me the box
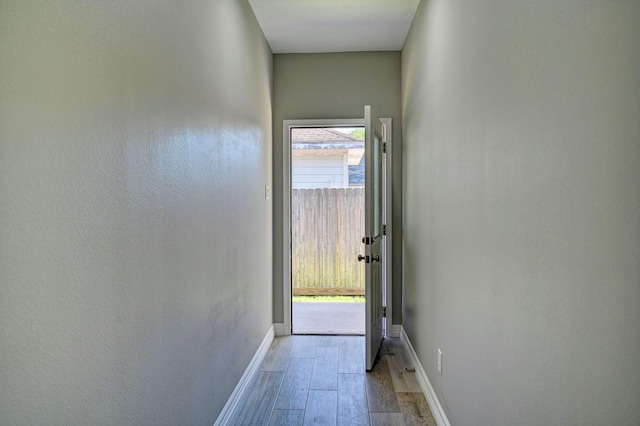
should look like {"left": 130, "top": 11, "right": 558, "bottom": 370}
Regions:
{"left": 229, "top": 335, "right": 435, "bottom": 425}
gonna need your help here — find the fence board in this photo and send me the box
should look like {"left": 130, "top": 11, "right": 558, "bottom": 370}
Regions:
{"left": 291, "top": 188, "right": 365, "bottom": 293}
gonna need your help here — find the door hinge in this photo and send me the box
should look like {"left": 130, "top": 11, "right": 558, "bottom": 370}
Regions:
{"left": 382, "top": 225, "right": 387, "bottom": 236}
{"left": 382, "top": 307, "right": 387, "bottom": 318}
{"left": 382, "top": 142, "right": 387, "bottom": 153}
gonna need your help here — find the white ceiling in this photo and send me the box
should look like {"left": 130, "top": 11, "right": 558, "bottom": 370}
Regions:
{"left": 247, "top": 0, "right": 421, "bottom": 54}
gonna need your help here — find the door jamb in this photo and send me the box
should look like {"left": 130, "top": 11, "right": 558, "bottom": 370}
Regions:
{"left": 282, "top": 118, "right": 392, "bottom": 336}
{"left": 380, "top": 117, "right": 392, "bottom": 333}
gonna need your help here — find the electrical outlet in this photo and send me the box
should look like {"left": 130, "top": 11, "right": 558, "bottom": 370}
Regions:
{"left": 437, "top": 349, "right": 442, "bottom": 375}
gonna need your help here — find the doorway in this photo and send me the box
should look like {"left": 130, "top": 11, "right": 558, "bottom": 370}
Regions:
{"left": 282, "top": 116, "right": 393, "bottom": 343}
{"left": 290, "top": 126, "right": 366, "bottom": 335}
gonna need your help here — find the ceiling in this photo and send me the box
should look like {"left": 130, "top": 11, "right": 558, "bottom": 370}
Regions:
{"left": 247, "top": 0, "right": 421, "bottom": 54}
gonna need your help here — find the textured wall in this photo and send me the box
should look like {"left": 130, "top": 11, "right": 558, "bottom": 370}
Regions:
{"left": 0, "top": 1, "right": 272, "bottom": 424}
{"left": 401, "top": 0, "right": 640, "bottom": 424}
{"left": 273, "top": 52, "right": 403, "bottom": 325}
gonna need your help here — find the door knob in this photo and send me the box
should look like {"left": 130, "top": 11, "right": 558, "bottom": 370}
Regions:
{"left": 371, "top": 255, "right": 380, "bottom": 262}
{"left": 358, "top": 254, "right": 367, "bottom": 262}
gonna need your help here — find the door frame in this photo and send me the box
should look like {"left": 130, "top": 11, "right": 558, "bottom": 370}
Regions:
{"left": 282, "top": 118, "right": 393, "bottom": 336}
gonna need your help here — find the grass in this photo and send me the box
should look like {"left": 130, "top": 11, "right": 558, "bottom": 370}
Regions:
{"left": 292, "top": 295, "right": 365, "bottom": 303}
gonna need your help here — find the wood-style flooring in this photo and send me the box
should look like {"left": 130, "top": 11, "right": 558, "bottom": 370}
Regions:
{"left": 229, "top": 335, "right": 436, "bottom": 425}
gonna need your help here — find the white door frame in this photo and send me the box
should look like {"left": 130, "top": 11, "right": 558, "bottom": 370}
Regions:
{"left": 380, "top": 117, "right": 393, "bottom": 336}
{"left": 282, "top": 118, "right": 393, "bottom": 336}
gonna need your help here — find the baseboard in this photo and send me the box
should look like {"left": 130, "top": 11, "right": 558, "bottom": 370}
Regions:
{"left": 214, "top": 324, "right": 275, "bottom": 426}
{"left": 400, "top": 327, "right": 451, "bottom": 426}
{"left": 274, "top": 322, "right": 287, "bottom": 336}
{"left": 387, "top": 324, "right": 402, "bottom": 338}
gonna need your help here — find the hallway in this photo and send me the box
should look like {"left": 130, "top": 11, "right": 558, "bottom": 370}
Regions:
{"left": 229, "top": 335, "right": 434, "bottom": 425}
{"left": 3, "top": 1, "right": 639, "bottom": 424}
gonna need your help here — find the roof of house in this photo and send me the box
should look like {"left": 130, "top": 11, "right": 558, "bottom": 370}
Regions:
{"left": 291, "top": 127, "right": 362, "bottom": 143}
{"left": 291, "top": 128, "right": 363, "bottom": 150}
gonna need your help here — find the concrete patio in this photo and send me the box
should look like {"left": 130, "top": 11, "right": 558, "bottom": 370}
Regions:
{"left": 292, "top": 302, "right": 365, "bottom": 335}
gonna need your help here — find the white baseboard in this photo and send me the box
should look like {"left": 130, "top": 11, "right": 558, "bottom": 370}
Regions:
{"left": 274, "top": 322, "right": 287, "bottom": 336}
{"left": 387, "top": 324, "right": 402, "bottom": 338}
{"left": 400, "top": 327, "right": 451, "bottom": 426}
{"left": 214, "top": 325, "right": 275, "bottom": 426}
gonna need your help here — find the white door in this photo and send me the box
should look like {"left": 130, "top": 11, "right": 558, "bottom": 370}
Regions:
{"left": 363, "top": 105, "right": 385, "bottom": 370}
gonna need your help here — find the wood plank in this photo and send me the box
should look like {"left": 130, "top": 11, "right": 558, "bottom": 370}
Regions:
{"left": 337, "top": 374, "right": 369, "bottom": 426}
{"left": 261, "top": 337, "right": 295, "bottom": 372}
{"left": 382, "top": 339, "right": 415, "bottom": 368}
{"left": 275, "top": 358, "right": 314, "bottom": 410}
{"left": 234, "top": 371, "right": 284, "bottom": 426}
{"left": 270, "top": 409, "right": 305, "bottom": 426}
{"left": 293, "top": 287, "right": 365, "bottom": 296}
{"left": 381, "top": 337, "right": 403, "bottom": 351}
{"left": 339, "top": 336, "right": 365, "bottom": 374}
{"left": 391, "top": 347, "right": 414, "bottom": 371}
{"left": 397, "top": 393, "right": 436, "bottom": 426}
{"left": 385, "top": 348, "right": 421, "bottom": 393}
{"left": 365, "top": 358, "right": 401, "bottom": 413}
{"left": 303, "top": 390, "right": 338, "bottom": 426}
{"left": 369, "top": 413, "right": 405, "bottom": 426}
{"left": 309, "top": 346, "right": 339, "bottom": 390}
{"left": 292, "top": 335, "right": 318, "bottom": 358}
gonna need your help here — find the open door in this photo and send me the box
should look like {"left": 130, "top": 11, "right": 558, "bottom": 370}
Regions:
{"left": 363, "top": 105, "right": 385, "bottom": 370}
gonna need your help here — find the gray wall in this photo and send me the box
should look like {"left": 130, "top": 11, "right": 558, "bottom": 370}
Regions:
{"left": 0, "top": 1, "right": 272, "bottom": 424}
{"left": 401, "top": 0, "right": 640, "bottom": 424}
{"left": 273, "top": 52, "right": 403, "bottom": 324}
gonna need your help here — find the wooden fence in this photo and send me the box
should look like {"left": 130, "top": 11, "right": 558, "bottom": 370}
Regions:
{"left": 292, "top": 188, "right": 365, "bottom": 295}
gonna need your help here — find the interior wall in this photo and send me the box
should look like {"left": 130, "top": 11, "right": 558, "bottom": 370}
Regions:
{"left": 401, "top": 0, "right": 640, "bottom": 424}
{"left": 0, "top": 1, "right": 272, "bottom": 424}
{"left": 273, "top": 52, "right": 403, "bottom": 325}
